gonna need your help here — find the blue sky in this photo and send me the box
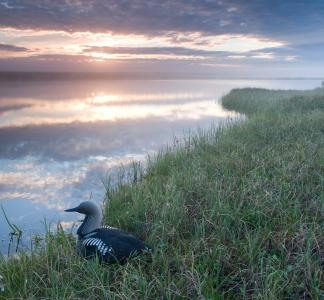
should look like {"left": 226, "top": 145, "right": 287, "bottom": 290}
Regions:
{"left": 0, "top": 0, "right": 323, "bottom": 76}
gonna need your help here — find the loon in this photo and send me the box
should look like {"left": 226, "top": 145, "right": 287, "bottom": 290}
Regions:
{"left": 65, "top": 201, "right": 152, "bottom": 263}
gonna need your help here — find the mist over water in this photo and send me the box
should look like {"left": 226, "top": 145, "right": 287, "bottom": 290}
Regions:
{"left": 0, "top": 78, "right": 321, "bottom": 254}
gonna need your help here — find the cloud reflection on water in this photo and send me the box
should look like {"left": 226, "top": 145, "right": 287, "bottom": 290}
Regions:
{"left": 0, "top": 93, "right": 236, "bottom": 127}
{"left": 0, "top": 116, "right": 231, "bottom": 160}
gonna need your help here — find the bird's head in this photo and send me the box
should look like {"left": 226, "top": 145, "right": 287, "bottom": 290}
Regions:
{"left": 65, "top": 201, "right": 103, "bottom": 236}
{"left": 65, "top": 201, "right": 102, "bottom": 216}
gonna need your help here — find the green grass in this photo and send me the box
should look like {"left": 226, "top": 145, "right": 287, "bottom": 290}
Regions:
{"left": 1, "top": 86, "right": 323, "bottom": 299}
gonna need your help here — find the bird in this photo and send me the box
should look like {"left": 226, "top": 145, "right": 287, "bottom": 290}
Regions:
{"left": 64, "top": 201, "right": 152, "bottom": 263}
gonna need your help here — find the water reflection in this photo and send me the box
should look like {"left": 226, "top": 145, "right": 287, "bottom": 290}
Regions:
{"left": 0, "top": 83, "right": 235, "bottom": 127}
{"left": 0, "top": 97, "right": 233, "bottom": 127}
{"left": 0, "top": 79, "right": 321, "bottom": 254}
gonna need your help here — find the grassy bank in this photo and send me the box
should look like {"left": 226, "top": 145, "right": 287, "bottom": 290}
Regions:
{"left": 1, "top": 87, "right": 323, "bottom": 299}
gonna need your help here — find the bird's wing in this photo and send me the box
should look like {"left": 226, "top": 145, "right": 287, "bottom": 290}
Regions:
{"left": 82, "top": 228, "right": 152, "bottom": 262}
{"left": 82, "top": 237, "right": 114, "bottom": 257}
{"left": 99, "top": 228, "right": 151, "bottom": 258}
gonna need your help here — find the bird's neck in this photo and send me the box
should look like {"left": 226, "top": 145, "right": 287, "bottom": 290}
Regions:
{"left": 77, "top": 211, "right": 102, "bottom": 238}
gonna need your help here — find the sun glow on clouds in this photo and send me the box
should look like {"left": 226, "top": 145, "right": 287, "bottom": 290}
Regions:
{"left": 172, "top": 32, "right": 284, "bottom": 53}
{"left": 0, "top": 27, "right": 285, "bottom": 61}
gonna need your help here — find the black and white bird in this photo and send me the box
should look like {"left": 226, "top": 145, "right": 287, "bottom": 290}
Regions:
{"left": 65, "top": 201, "right": 152, "bottom": 263}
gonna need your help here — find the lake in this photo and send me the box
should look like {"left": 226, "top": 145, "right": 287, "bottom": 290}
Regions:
{"left": 0, "top": 78, "right": 321, "bottom": 254}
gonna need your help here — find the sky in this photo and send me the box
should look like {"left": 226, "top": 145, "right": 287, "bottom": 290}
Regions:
{"left": 0, "top": 0, "right": 323, "bottom": 77}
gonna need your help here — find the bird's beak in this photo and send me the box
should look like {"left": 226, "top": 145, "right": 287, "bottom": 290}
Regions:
{"left": 64, "top": 205, "right": 79, "bottom": 212}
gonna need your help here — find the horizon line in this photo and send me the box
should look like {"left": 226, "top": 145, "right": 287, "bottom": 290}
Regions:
{"left": 0, "top": 71, "right": 323, "bottom": 81}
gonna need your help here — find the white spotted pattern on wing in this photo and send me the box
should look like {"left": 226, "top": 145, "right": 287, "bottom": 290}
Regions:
{"left": 98, "top": 242, "right": 104, "bottom": 250}
{"left": 83, "top": 237, "right": 112, "bottom": 256}
{"left": 101, "top": 225, "right": 117, "bottom": 230}
{"left": 84, "top": 238, "right": 94, "bottom": 246}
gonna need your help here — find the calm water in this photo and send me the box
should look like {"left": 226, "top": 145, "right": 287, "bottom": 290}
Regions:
{"left": 0, "top": 79, "right": 321, "bottom": 254}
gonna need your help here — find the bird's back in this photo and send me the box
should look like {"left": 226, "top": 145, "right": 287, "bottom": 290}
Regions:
{"left": 80, "top": 226, "right": 152, "bottom": 263}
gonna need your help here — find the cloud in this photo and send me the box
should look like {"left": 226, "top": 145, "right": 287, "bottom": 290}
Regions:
{"left": 0, "top": 103, "right": 32, "bottom": 114}
{"left": 250, "top": 52, "right": 275, "bottom": 60}
{"left": 0, "top": 43, "right": 29, "bottom": 52}
{"left": 0, "top": 0, "right": 323, "bottom": 41}
{"left": 0, "top": 0, "right": 323, "bottom": 75}
{"left": 79, "top": 34, "right": 286, "bottom": 62}
{"left": 0, "top": 1, "right": 240, "bottom": 34}
{"left": 104, "top": 46, "right": 291, "bottom": 63}
{"left": 84, "top": 46, "right": 209, "bottom": 55}
{"left": 83, "top": 45, "right": 230, "bottom": 60}
{"left": 83, "top": 38, "right": 284, "bottom": 58}
{"left": 245, "top": 42, "right": 324, "bottom": 63}
{"left": 284, "top": 55, "right": 297, "bottom": 61}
